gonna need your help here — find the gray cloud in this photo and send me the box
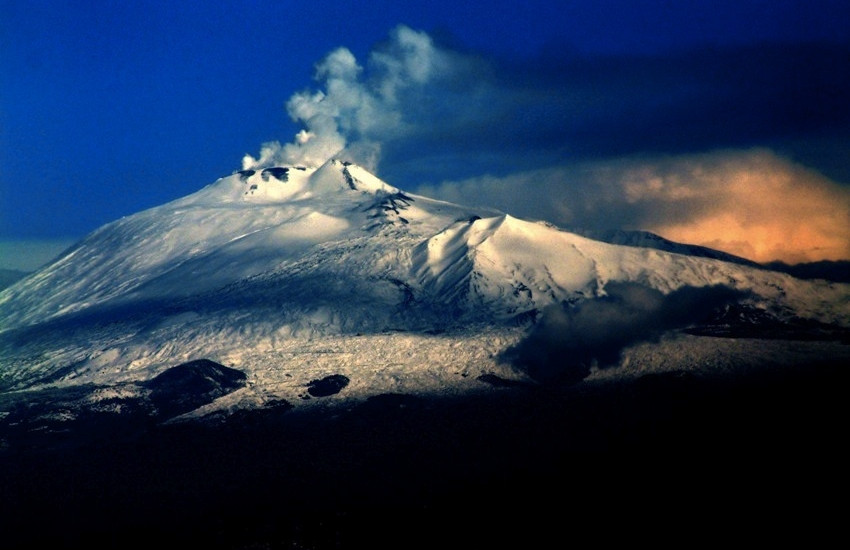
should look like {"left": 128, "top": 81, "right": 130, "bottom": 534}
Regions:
{"left": 243, "top": 27, "right": 850, "bottom": 262}
{"left": 501, "top": 283, "right": 752, "bottom": 385}
{"left": 379, "top": 41, "right": 850, "bottom": 185}
{"left": 246, "top": 26, "right": 850, "bottom": 187}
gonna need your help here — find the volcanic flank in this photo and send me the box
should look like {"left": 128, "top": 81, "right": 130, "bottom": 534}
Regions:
{"left": 2, "top": 158, "right": 849, "bottom": 400}
{"left": 3, "top": 158, "right": 850, "bottom": 548}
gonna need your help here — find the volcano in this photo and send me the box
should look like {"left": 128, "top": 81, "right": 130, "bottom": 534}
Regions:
{"left": 2, "top": 159, "right": 849, "bottom": 547}
{"left": 3, "top": 158, "right": 848, "bottom": 393}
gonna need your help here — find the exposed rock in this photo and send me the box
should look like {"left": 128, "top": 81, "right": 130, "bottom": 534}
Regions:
{"left": 144, "top": 359, "right": 247, "bottom": 419}
{"left": 236, "top": 169, "right": 255, "bottom": 181}
{"left": 261, "top": 167, "right": 289, "bottom": 182}
{"left": 305, "top": 374, "right": 350, "bottom": 397}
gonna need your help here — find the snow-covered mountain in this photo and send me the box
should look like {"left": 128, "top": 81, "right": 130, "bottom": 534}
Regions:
{"left": 2, "top": 159, "right": 849, "bottom": 419}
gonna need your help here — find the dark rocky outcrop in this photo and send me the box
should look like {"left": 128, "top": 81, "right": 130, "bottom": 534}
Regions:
{"left": 143, "top": 359, "right": 247, "bottom": 419}
{"left": 305, "top": 374, "right": 350, "bottom": 397}
{"left": 261, "top": 166, "right": 289, "bottom": 182}
{"left": 236, "top": 169, "right": 256, "bottom": 181}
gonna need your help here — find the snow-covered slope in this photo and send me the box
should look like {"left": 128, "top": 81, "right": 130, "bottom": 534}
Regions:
{"left": 576, "top": 228, "right": 763, "bottom": 268}
{"left": 2, "top": 159, "right": 849, "bottom": 412}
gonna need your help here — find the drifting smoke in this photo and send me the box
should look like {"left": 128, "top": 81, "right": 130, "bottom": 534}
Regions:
{"left": 503, "top": 282, "right": 752, "bottom": 385}
{"left": 243, "top": 25, "right": 451, "bottom": 171}
{"left": 241, "top": 27, "right": 850, "bottom": 264}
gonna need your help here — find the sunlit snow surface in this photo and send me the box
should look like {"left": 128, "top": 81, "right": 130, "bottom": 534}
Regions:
{"left": 1, "top": 159, "right": 849, "bottom": 417}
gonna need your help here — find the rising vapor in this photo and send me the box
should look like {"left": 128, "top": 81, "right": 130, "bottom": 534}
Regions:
{"left": 243, "top": 25, "right": 450, "bottom": 171}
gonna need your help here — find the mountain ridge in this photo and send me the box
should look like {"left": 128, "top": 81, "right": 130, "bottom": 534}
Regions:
{"left": 1, "top": 159, "right": 849, "bottom": 407}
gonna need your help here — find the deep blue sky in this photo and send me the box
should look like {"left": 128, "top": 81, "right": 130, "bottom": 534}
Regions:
{"left": 2, "top": 0, "right": 849, "bottom": 268}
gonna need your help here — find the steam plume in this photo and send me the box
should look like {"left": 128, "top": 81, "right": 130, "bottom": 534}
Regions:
{"left": 240, "top": 29, "right": 850, "bottom": 265}
{"left": 243, "top": 25, "right": 446, "bottom": 171}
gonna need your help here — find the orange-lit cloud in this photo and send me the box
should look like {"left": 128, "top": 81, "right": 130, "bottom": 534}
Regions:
{"left": 419, "top": 149, "right": 850, "bottom": 264}
{"left": 618, "top": 150, "right": 850, "bottom": 263}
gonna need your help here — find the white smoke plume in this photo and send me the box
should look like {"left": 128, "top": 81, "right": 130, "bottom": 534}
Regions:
{"left": 242, "top": 25, "right": 448, "bottom": 171}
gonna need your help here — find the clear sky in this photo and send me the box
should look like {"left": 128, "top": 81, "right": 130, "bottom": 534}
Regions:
{"left": 2, "top": 0, "right": 849, "bottom": 270}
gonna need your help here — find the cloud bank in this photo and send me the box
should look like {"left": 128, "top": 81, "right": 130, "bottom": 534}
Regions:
{"left": 244, "top": 26, "right": 850, "bottom": 263}
{"left": 421, "top": 149, "right": 850, "bottom": 263}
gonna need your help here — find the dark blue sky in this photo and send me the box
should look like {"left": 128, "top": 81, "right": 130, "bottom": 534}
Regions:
{"left": 2, "top": 0, "right": 849, "bottom": 268}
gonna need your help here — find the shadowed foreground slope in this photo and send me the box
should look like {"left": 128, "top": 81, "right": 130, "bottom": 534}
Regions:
{"left": 2, "top": 356, "right": 847, "bottom": 549}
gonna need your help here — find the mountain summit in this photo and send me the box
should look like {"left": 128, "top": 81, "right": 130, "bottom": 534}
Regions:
{"left": 1, "top": 159, "right": 849, "bottom": 412}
